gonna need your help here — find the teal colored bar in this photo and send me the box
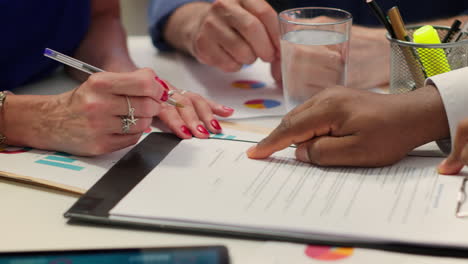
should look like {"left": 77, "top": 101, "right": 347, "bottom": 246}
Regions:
{"left": 35, "top": 160, "right": 84, "bottom": 171}
{"left": 211, "top": 134, "right": 225, "bottom": 138}
{"left": 45, "top": 155, "right": 76, "bottom": 163}
{"left": 225, "top": 135, "right": 236, "bottom": 140}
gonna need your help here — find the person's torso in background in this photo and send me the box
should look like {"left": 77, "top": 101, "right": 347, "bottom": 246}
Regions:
{"left": 0, "top": 0, "right": 91, "bottom": 90}
{"left": 268, "top": 0, "right": 468, "bottom": 25}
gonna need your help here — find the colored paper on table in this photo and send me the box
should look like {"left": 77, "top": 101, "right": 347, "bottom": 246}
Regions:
{"left": 0, "top": 126, "right": 268, "bottom": 194}
{"left": 246, "top": 242, "right": 467, "bottom": 264}
{"left": 176, "top": 55, "right": 287, "bottom": 119}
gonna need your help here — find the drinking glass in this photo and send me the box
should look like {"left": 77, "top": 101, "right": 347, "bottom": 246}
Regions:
{"left": 279, "top": 7, "right": 352, "bottom": 111}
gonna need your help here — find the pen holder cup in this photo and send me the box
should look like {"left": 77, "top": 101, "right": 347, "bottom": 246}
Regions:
{"left": 388, "top": 25, "right": 468, "bottom": 94}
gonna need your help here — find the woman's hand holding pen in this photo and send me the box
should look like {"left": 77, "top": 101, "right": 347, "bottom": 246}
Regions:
{"left": 45, "top": 48, "right": 235, "bottom": 151}
{"left": 438, "top": 119, "right": 468, "bottom": 175}
{"left": 4, "top": 68, "right": 168, "bottom": 156}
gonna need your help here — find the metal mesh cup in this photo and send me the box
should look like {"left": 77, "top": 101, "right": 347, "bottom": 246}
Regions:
{"left": 388, "top": 25, "right": 468, "bottom": 94}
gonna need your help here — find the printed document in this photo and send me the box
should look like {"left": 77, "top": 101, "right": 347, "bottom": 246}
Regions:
{"left": 110, "top": 139, "right": 468, "bottom": 248}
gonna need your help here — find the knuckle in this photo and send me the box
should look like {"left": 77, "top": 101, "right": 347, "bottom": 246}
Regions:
{"left": 278, "top": 114, "right": 293, "bottom": 132}
{"left": 82, "top": 98, "right": 104, "bottom": 114}
{"left": 177, "top": 95, "right": 193, "bottom": 106}
{"left": 139, "top": 98, "right": 155, "bottom": 116}
{"left": 202, "top": 16, "right": 218, "bottom": 30}
{"left": 186, "top": 92, "right": 203, "bottom": 101}
{"left": 86, "top": 74, "right": 109, "bottom": 89}
{"left": 136, "top": 118, "right": 151, "bottom": 131}
{"left": 139, "top": 67, "right": 156, "bottom": 77}
{"left": 212, "top": 0, "right": 229, "bottom": 12}
{"left": 256, "top": 6, "right": 272, "bottom": 18}
{"left": 240, "top": 18, "right": 257, "bottom": 32}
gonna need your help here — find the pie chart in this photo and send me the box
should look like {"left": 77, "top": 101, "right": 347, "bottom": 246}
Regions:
{"left": 304, "top": 245, "right": 354, "bottom": 261}
{"left": 244, "top": 99, "right": 281, "bottom": 109}
{"left": 232, "top": 80, "right": 266, "bottom": 89}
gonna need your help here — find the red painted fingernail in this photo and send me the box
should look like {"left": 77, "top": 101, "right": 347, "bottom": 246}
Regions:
{"left": 223, "top": 106, "right": 234, "bottom": 112}
{"left": 211, "top": 119, "right": 221, "bottom": 130}
{"left": 160, "top": 90, "right": 168, "bottom": 102}
{"left": 197, "top": 125, "right": 209, "bottom": 135}
{"left": 181, "top": 125, "right": 192, "bottom": 136}
{"left": 155, "top": 76, "right": 169, "bottom": 90}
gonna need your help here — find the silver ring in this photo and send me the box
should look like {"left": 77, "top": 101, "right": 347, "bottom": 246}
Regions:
{"left": 121, "top": 96, "right": 138, "bottom": 134}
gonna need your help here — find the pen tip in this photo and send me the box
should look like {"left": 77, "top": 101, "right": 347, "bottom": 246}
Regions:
{"left": 44, "top": 48, "right": 53, "bottom": 56}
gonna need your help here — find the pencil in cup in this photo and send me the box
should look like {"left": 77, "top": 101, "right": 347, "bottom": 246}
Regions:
{"left": 387, "top": 7, "right": 426, "bottom": 90}
{"left": 43, "top": 48, "right": 183, "bottom": 108}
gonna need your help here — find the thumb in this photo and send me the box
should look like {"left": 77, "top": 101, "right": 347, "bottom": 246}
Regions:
{"left": 438, "top": 157, "right": 464, "bottom": 175}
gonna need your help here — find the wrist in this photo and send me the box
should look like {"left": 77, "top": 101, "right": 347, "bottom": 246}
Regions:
{"left": 398, "top": 85, "right": 450, "bottom": 146}
{"left": 2, "top": 94, "right": 58, "bottom": 149}
{"left": 164, "top": 2, "right": 211, "bottom": 54}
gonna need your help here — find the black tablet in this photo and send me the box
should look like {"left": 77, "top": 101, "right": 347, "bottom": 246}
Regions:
{"left": 0, "top": 245, "right": 229, "bottom": 264}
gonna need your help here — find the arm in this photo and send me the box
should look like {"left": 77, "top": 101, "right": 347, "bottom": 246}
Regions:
{"left": 68, "top": 0, "right": 136, "bottom": 81}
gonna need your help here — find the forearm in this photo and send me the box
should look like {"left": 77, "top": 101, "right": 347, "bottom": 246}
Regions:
{"left": 68, "top": 0, "right": 136, "bottom": 81}
{"left": 163, "top": 2, "right": 211, "bottom": 54}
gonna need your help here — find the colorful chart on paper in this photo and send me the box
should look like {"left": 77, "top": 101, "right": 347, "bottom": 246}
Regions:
{"left": 244, "top": 99, "right": 281, "bottom": 109}
{"left": 232, "top": 80, "right": 266, "bottom": 89}
{"left": 304, "top": 245, "right": 354, "bottom": 261}
{"left": 177, "top": 55, "right": 286, "bottom": 118}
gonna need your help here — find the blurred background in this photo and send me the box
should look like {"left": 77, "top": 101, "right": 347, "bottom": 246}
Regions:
{"left": 120, "top": 0, "right": 150, "bottom": 36}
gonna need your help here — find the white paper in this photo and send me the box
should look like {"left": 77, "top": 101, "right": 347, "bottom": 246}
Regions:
{"left": 0, "top": 127, "right": 266, "bottom": 193}
{"left": 177, "top": 55, "right": 287, "bottom": 119}
{"left": 111, "top": 139, "right": 468, "bottom": 248}
{"left": 246, "top": 242, "right": 467, "bottom": 264}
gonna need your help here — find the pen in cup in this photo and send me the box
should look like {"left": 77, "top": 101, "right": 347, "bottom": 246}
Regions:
{"left": 442, "top": 19, "right": 461, "bottom": 43}
{"left": 43, "top": 48, "right": 183, "bottom": 108}
{"left": 387, "top": 6, "right": 426, "bottom": 88}
{"left": 452, "top": 21, "right": 468, "bottom": 43}
{"left": 365, "top": 0, "right": 396, "bottom": 39}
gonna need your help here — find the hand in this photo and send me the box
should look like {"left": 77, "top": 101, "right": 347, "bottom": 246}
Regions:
{"left": 247, "top": 85, "right": 449, "bottom": 167}
{"left": 438, "top": 119, "right": 468, "bottom": 175}
{"left": 347, "top": 26, "right": 390, "bottom": 89}
{"left": 166, "top": 0, "right": 279, "bottom": 72}
{"left": 280, "top": 39, "right": 346, "bottom": 100}
{"left": 4, "top": 68, "right": 167, "bottom": 156}
{"left": 155, "top": 79, "right": 235, "bottom": 139}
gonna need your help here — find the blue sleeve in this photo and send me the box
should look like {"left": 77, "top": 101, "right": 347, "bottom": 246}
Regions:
{"left": 148, "top": 0, "right": 214, "bottom": 52}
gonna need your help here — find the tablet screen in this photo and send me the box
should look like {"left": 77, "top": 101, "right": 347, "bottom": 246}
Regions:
{"left": 0, "top": 246, "right": 229, "bottom": 264}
